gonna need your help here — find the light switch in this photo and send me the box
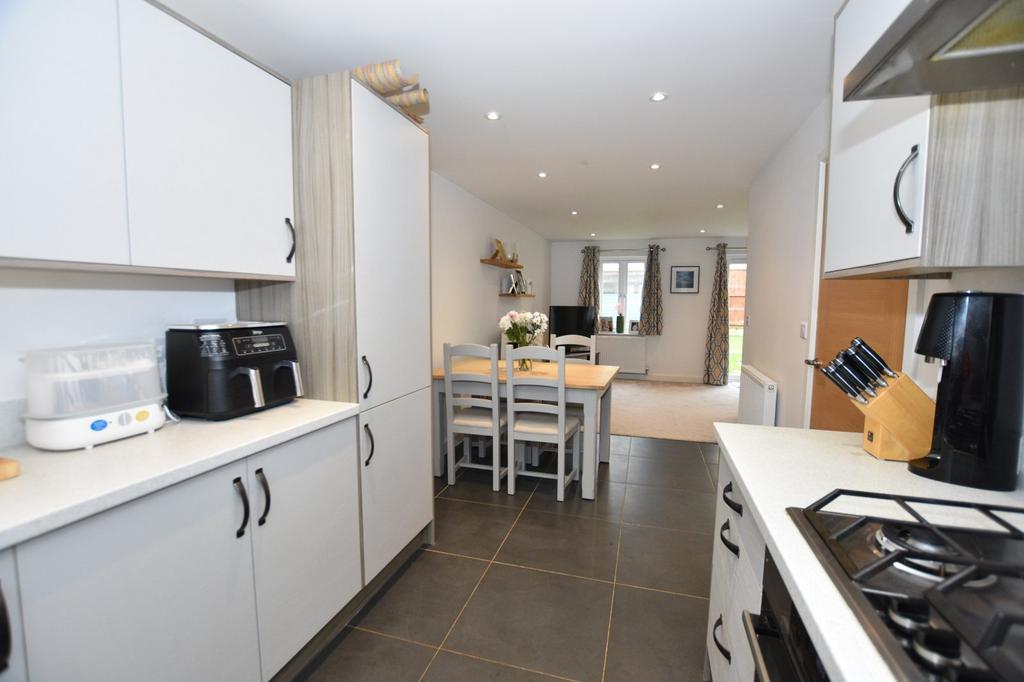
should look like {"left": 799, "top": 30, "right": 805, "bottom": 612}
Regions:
{"left": 800, "top": 322, "right": 809, "bottom": 340}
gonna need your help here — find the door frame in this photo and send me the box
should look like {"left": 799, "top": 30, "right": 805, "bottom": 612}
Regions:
{"left": 801, "top": 159, "right": 829, "bottom": 428}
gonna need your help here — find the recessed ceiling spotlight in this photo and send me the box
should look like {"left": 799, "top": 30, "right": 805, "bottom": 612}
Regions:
{"left": 715, "top": 203, "right": 724, "bottom": 209}
{"left": 485, "top": 111, "right": 501, "bottom": 120}
{"left": 650, "top": 163, "right": 661, "bottom": 170}
{"left": 590, "top": 233, "right": 596, "bottom": 237}
{"left": 700, "top": 229, "right": 706, "bottom": 233}
{"left": 571, "top": 210, "right": 579, "bottom": 215}
{"left": 537, "top": 171, "right": 547, "bottom": 178}
{"left": 650, "top": 91, "right": 668, "bottom": 102}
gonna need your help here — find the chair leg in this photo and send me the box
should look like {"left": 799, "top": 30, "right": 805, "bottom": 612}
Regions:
{"left": 508, "top": 438, "right": 518, "bottom": 495}
{"left": 556, "top": 439, "right": 566, "bottom": 502}
{"left": 491, "top": 432, "right": 501, "bottom": 492}
{"left": 529, "top": 445, "right": 540, "bottom": 467}
{"left": 572, "top": 430, "right": 581, "bottom": 482}
{"left": 446, "top": 428, "right": 457, "bottom": 485}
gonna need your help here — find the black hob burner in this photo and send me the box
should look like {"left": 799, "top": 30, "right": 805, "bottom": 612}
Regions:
{"left": 788, "top": 489, "right": 1024, "bottom": 682}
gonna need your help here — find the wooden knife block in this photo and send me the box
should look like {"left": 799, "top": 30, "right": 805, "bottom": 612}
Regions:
{"left": 853, "top": 373, "right": 935, "bottom": 461}
{"left": 0, "top": 457, "right": 20, "bottom": 481}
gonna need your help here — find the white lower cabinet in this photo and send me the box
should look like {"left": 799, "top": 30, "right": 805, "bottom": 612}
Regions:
{"left": 0, "top": 549, "right": 27, "bottom": 682}
{"left": 247, "top": 421, "right": 362, "bottom": 679}
{"left": 17, "top": 460, "right": 262, "bottom": 682}
{"left": 359, "top": 388, "right": 433, "bottom": 582}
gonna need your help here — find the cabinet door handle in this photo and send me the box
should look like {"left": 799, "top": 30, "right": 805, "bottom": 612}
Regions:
{"left": 720, "top": 519, "right": 740, "bottom": 558}
{"left": 255, "top": 468, "right": 271, "bottom": 526}
{"left": 722, "top": 482, "right": 743, "bottom": 516}
{"left": 364, "top": 424, "right": 375, "bottom": 466}
{"left": 712, "top": 615, "right": 731, "bottom": 663}
{"left": 0, "top": 579, "right": 11, "bottom": 674}
{"left": 233, "top": 477, "right": 250, "bottom": 538}
{"left": 361, "top": 355, "right": 373, "bottom": 400}
{"left": 285, "top": 217, "right": 296, "bottom": 263}
{"left": 893, "top": 144, "right": 919, "bottom": 234}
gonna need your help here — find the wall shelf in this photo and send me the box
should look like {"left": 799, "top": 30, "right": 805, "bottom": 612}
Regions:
{"left": 499, "top": 293, "right": 535, "bottom": 298}
{"left": 480, "top": 258, "right": 523, "bottom": 270}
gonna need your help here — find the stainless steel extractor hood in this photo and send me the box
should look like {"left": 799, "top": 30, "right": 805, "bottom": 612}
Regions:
{"left": 845, "top": 0, "right": 1024, "bottom": 100}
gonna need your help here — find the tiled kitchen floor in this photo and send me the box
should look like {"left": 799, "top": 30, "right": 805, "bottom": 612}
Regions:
{"left": 305, "top": 436, "right": 719, "bottom": 682}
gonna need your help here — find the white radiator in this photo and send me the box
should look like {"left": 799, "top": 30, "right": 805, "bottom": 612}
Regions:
{"left": 739, "top": 365, "right": 778, "bottom": 426}
{"left": 595, "top": 335, "right": 646, "bottom": 374}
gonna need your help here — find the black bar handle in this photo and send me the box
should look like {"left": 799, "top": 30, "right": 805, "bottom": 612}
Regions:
{"left": 712, "top": 615, "right": 731, "bottom": 663}
{"left": 285, "top": 217, "right": 296, "bottom": 263}
{"left": 256, "top": 468, "right": 271, "bottom": 527}
{"left": 361, "top": 355, "right": 373, "bottom": 400}
{"left": 233, "top": 477, "right": 250, "bottom": 539}
{"left": 720, "top": 520, "right": 740, "bottom": 558}
{"left": 722, "top": 482, "right": 743, "bottom": 516}
{"left": 0, "top": 579, "right": 11, "bottom": 674}
{"left": 893, "top": 145, "right": 918, "bottom": 234}
{"left": 364, "top": 424, "right": 376, "bottom": 467}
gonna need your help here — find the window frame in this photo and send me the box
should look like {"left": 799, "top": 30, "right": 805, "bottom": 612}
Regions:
{"left": 599, "top": 256, "right": 646, "bottom": 334}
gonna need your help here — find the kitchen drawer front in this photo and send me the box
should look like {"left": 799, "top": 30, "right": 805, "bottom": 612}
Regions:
{"left": 706, "top": 604, "right": 737, "bottom": 682}
{"left": 724, "top": 550, "right": 763, "bottom": 682}
{"left": 715, "top": 461, "right": 764, "bottom": 577}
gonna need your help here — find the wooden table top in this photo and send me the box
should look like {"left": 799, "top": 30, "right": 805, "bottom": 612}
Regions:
{"left": 432, "top": 358, "right": 619, "bottom": 391}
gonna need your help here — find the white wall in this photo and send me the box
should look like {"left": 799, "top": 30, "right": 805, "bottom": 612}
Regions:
{"left": 430, "top": 172, "right": 550, "bottom": 366}
{"left": 0, "top": 269, "right": 237, "bottom": 446}
{"left": 744, "top": 97, "right": 830, "bottom": 428}
{"left": 550, "top": 237, "right": 746, "bottom": 382}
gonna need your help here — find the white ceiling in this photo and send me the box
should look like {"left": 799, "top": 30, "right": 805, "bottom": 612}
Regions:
{"left": 161, "top": 0, "right": 843, "bottom": 241}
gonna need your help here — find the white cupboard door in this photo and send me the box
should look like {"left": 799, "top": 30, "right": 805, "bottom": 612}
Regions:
{"left": 16, "top": 462, "right": 261, "bottom": 682}
{"left": 119, "top": 0, "right": 295, "bottom": 278}
{"left": 0, "top": 549, "right": 27, "bottom": 682}
{"left": 825, "top": 0, "right": 929, "bottom": 273}
{"left": 352, "top": 80, "right": 431, "bottom": 409}
{"left": 359, "top": 388, "right": 433, "bottom": 581}
{"left": 247, "top": 420, "right": 363, "bottom": 680}
{"left": 0, "top": 0, "right": 129, "bottom": 265}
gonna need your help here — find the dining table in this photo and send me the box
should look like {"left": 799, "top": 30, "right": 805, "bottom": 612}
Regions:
{"left": 430, "top": 359, "right": 619, "bottom": 500}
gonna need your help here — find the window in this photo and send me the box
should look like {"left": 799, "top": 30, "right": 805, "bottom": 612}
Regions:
{"left": 728, "top": 261, "right": 747, "bottom": 378}
{"left": 600, "top": 259, "right": 645, "bottom": 332}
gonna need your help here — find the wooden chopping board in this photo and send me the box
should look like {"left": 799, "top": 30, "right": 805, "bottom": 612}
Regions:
{"left": 0, "top": 457, "right": 21, "bottom": 481}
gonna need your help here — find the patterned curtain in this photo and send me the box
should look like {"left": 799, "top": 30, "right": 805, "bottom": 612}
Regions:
{"left": 638, "top": 244, "right": 663, "bottom": 336}
{"left": 703, "top": 243, "right": 730, "bottom": 385}
{"left": 577, "top": 246, "right": 600, "bottom": 333}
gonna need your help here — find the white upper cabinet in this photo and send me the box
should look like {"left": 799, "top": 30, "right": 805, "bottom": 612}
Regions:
{"left": 352, "top": 80, "right": 431, "bottom": 408}
{"left": 119, "top": 0, "right": 295, "bottom": 278}
{"left": 825, "top": 0, "right": 930, "bottom": 274}
{"left": 0, "top": 0, "right": 130, "bottom": 265}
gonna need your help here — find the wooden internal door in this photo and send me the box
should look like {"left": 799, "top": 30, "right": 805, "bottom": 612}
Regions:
{"left": 809, "top": 277, "right": 908, "bottom": 431}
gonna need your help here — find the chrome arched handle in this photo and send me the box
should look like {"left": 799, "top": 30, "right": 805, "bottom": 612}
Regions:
{"left": 363, "top": 424, "right": 375, "bottom": 466}
{"left": 285, "top": 217, "right": 296, "bottom": 263}
{"left": 361, "top": 356, "right": 373, "bottom": 400}
{"left": 893, "top": 145, "right": 919, "bottom": 234}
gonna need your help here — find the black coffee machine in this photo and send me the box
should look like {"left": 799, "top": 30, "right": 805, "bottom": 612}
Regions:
{"left": 911, "top": 291, "right": 1024, "bottom": 491}
{"left": 166, "top": 322, "right": 303, "bottom": 420}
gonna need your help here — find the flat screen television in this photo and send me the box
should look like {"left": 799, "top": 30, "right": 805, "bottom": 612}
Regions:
{"left": 549, "top": 305, "right": 596, "bottom": 338}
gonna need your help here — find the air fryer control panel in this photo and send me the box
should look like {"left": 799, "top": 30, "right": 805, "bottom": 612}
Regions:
{"left": 232, "top": 334, "right": 287, "bottom": 356}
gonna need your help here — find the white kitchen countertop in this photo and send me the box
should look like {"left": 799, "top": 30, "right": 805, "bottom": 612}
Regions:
{"left": 0, "top": 399, "right": 359, "bottom": 551}
{"left": 714, "top": 423, "right": 1024, "bottom": 682}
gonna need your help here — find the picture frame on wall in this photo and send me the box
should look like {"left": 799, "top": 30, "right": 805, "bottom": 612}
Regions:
{"left": 670, "top": 266, "right": 700, "bottom": 294}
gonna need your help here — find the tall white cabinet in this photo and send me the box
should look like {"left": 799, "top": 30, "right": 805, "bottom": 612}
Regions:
{"left": 825, "top": 0, "right": 930, "bottom": 274}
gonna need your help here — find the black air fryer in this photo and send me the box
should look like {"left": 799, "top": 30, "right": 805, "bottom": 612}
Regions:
{"left": 166, "top": 322, "right": 303, "bottom": 420}
{"left": 911, "top": 291, "right": 1024, "bottom": 490}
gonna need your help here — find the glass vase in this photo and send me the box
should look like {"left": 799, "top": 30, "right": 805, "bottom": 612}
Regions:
{"left": 517, "top": 358, "right": 533, "bottom": 372}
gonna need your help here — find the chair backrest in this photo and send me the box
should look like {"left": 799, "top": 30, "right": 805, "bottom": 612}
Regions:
{"left": 443, "top": 343, "right": 500, "bottom": 423}
{"left": 550, "top": 333, "right": 595, "bottom": 364}
{"left": 506, "top": 345, "right": 566, "bottom": 435}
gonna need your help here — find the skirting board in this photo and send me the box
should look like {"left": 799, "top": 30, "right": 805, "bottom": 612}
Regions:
{"left": 623, "top": 373, "right": 706, "bottom": 384}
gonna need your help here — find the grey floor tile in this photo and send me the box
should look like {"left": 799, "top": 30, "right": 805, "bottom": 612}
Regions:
{"left": 626, "top": 455, "right": 714, "bottom": 492}
{"left": 433, "top": 476, "right": 449, "bottom": 495}
{"left": 622, "top": 485, "right": 717, "bottom": 533}
{"left": 423, "top": 651, "right": 552, "bottom": 681}
{"left": 700, "top": 442, "right": 720, "bottom": 464}
{"left": 527, "top": 480, "right": 625, "bottom": 522}
{"left": 497, "top": 511, "right": 620, "bottom": 580}
{"left": 610, "top": 435, "right": 631, "bottom": 456}
{"left": 629, "top": 437, "right": 704, "bottom": 459}
{"left": 433, "top": 498, "right": 521, "bottom": 559}
{"left": 616, "top": 525, "right": 712, "bottom": 596}
{"left": 601, "top": 455, "right": 628, "bottom": 484}
{"left": 352, "top": 550, "right": 487, "bottom": 645}
{"left": 440, "top": 467, "right": 536, "bottom": 509}
{"left": 309, "top": 628, "right": 434, "bottom": 682}
{"left": 445, "top": 564, "right": 613, "bottom": 682}
{"left": 604, "top": 586, "right": 709, "bottom": 682}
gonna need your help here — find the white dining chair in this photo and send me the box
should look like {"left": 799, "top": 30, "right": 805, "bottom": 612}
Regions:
{"left": 550, "top": 333, "right": 596, "bottom": 364}
{"left": 444, "top": 343, "right": 508, "bottom": 491}
{"left": 505, "top": 345, "right": 581, "bottom": 501}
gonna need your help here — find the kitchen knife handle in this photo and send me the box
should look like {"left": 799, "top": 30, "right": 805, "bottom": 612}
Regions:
{"left": 852, "top": 337, "right": 898, "bottom": 378}
{"left": 893, "top": 145, "right": 918, "bottom": 234}
{"left": 233, "top": 477, "right": 250, "bottom": 539}
{"left": 844, "top": 347, "right": 888, "bottom": 388}
{"left": 822, "top": 364, "right": 868, "bottom": 404}
{"left": 285, "top": 217, "right": 296, "bottom": 263}
{"left": 834, "top": 356, "right": 877, "bottom": 398}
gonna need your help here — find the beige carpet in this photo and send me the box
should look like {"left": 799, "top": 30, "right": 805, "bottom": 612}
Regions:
{"left": 609, "top": 379, "right": 739, "bottom": 443}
